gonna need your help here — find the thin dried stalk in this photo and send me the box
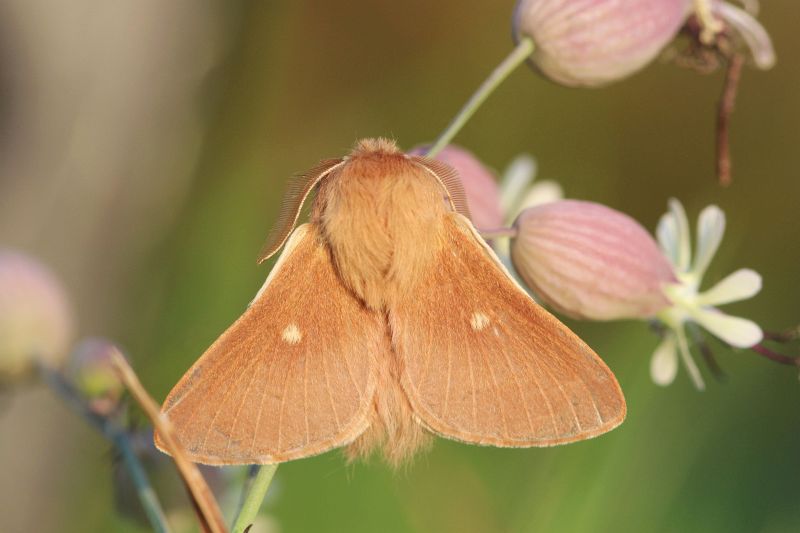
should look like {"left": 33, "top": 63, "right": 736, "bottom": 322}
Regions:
{"left": 110, "top": 351, "right": 228, "bottom": 533}
{"left": 716, "top": 53, "right": 744, "bottom": 186}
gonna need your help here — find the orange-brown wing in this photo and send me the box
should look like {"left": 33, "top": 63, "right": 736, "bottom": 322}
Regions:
{"left": 156, "top": 223, "right": 382, "bottom": 465}
{"left": 392, "top": 214, "right": 626, "bottom": 447}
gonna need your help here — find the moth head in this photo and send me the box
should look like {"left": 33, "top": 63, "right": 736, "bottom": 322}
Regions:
{"left": 257, "top": 138, "right": 472, "bottom": 263}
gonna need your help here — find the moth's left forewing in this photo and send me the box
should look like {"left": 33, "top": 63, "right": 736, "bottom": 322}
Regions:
{"left": 392, "top": 213, "right": 626, "bottom": 447}
{"left": 157, "top": 223, "right": 381, "bottom": 465}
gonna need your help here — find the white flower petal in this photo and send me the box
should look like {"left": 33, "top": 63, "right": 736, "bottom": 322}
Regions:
{"left": 500, "top": 154, "right": 537, "bottom": 215}
{"left": 692, "top": 205, "right": 725, "bottom": 279}
{"left": 714, "top": 1, "right": 776, "bottom": 69}
{"left": 650, "top": 334, "right": 678, "bottom": 386}
{"left": 668, "top": 198, "right": 692, "bottom": 272}
{"left": 736, "top": 0, "right": 760, "bottom": 16}
{"left": 657, "top": 212, "right": 679, "bottom": 265}
{"left": 691, "top": 307, "right": 763, "bottom": 347}
{"left": 697, "top": 268, "right": 762, "bottom": 306}
{"left": 511, "top": 180, "right": 563, "bottom": 219}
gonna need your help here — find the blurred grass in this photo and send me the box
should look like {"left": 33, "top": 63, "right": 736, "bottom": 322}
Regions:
{"left": 2, "top": 0, "right": 800, "bottom": 532}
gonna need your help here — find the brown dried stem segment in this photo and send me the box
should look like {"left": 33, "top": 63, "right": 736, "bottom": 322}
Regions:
{"left": 110, "top": 351, "right": 228, "bottom": 533}
{"left": 764, "top": 326, "right": 800, "bottom": 343}
{"left": 717, "top": 53, "right": 744, "bottom": 186}
{"left": 750, "top": 344, "right": 800, "bottom": 368}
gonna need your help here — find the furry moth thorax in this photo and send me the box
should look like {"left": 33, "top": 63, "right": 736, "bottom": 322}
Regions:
{"left": 313, "top": 139, "right": 452, "bottom": 310}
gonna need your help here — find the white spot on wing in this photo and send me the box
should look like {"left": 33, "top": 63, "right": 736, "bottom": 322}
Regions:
{"left": 282, "top": 323, "right": 302, "bottom": 344}
{"left": 470, "top": 311, "right": 490, "bottom": 331}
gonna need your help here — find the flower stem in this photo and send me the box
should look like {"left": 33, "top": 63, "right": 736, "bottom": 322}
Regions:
{"left": 687, "top": 324, "right": 727, "bottom": 382}
{"left": 115, "top": 434, "right": 172, "bottom": 533}
{"left": 750, "top": 343, "right": 800, "bottom": 367}
{"left": 38, "top": 362, "right": 173, "bottom": 533}
{"left": 675, "top": 327, "right": 706, "bottom": 390}
{"left": 763, "top": 325, "right": 800, "bottom": 343}
{"left": 110, "top": 352, "right": 227, "bottom": 533}
{"left": 479, "top": 226, "right": 518, "bottom": 239}
{"left": 231, "top": 465, "right": 278, "bottom": 533}
{"left": 426, "top": 37, "right": 534, "bottom": 158}
{"left": 716, "top": 53, "right": 744, "bottom": 186}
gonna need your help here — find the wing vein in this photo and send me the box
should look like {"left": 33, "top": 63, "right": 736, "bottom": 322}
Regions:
{"left": 577, "top": 367, "right": 605, "bottom": 426}
{"left": 539, "top": 356, "right": 583, "bottom": 434}
{"left": 519, "top": 342, "right": 559, "bottom": 437}
{"left": 303, "top": 348, "right": 310, "bottom": 446}
{"left": 276, "top": 357, "right": 293, "bottom": 450}
{"left": 498, "top": 320, "right": 535, "bottom": 437}
{"left": 482, "top": 337, "right": 511, "bottom": 440}
{"left": 321, "top": 335, "right": 341, "bottom": 431}
{"left": 175, "top": 327, "right": 251, "bottom": 436}
{"left": 250, "top": 344, "right": 277, "bottom": 458}
{"left": 198, "top": 338, "right": 257, "bottom": 452}
{"left": 465, "top": 337, "right": 477, "bottom": 432}
{"left": 443, "top": 321, "right": 453, "bottom": 419}
{"left": 340, "top": 332, "right": 364, "bottom": 402}
{"left": 224, "top": 352, "right": 263, "bottom": 454}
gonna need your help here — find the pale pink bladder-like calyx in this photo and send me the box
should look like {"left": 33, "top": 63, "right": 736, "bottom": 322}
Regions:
{"left": 513, "top": 0, "right": 693, "bottom": 87}
{"left": 511, "top": 200, "right": 676, "bottom": 320}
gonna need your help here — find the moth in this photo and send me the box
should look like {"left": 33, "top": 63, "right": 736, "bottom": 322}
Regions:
{"left": 156, "top": 138, "right": 626, "bottom": 466}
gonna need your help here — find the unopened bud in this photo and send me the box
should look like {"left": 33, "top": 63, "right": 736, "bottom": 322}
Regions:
{"left": 0, "top": 250, "right": 74, "bottom": 380}
{"left": 68, "top": 338, "right": 124, "bottom": 415}
{"left": 513, "top": 0, "right": 692, "bottom": 87}
{"left": 511, "top": 200, "right": 676, "bottom": 320}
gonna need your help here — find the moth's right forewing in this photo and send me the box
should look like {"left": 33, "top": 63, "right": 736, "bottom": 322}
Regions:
{"left": 157, "top": 223, "right": 381, "bottom": 465}
{"left": 393, "top": 214, "right": 626, "bottom": 447}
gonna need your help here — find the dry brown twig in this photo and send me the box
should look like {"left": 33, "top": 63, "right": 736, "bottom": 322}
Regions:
{"left": 717, "top": 53, "right": 744, "bottom": 187}
{"left": 110, "top": 350, "right": 228, "bottom": 533}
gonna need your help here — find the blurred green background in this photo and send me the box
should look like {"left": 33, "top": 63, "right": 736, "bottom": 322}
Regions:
{"left": 1, "top": 1, "right": 799, "bottom": 532}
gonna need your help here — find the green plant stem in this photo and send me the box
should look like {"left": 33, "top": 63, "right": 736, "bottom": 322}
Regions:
{"left": 426, "top": 37, "right": 534, "bottom": 158}
{"left": 115, "top": 434, "right": 171, "bottom": 533}
{"left": 38, "top": 363, "right": 172, "bottom": 533}
{"left": 233, "top": 465, "right": 260, "bottom": 519}
{"left": 231, "top": 465, "right": 278, "bottom": 533}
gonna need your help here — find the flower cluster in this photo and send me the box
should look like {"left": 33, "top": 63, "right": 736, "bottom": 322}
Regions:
{"left": 429, "top": 144, "right": 765, "bottom": 389}
{"left": 513, "top": 0, "right": 774, "bottom": 87}
{"left": 652, "top": 199, "right": 762, "bottom": 388}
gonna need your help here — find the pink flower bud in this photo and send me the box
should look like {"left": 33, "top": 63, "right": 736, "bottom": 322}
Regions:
{"left": 0, "top": 250, "right": 74, "bottom": 380}
{"left": 511, "top": 200, "right": 676, "bottom": 320}
{"left": 410, "top": 144, "right": 503, "bottom": 229}
{"left": 513, "top": 0, "right": 692, "bottom": 87}
{"left": 68, "top": 338, "right": 124, "bottom": 415}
